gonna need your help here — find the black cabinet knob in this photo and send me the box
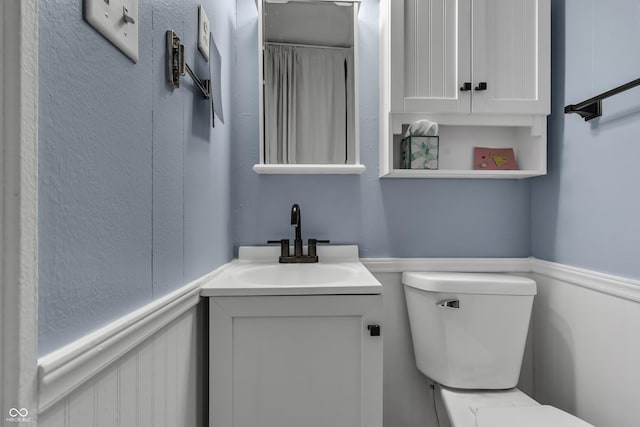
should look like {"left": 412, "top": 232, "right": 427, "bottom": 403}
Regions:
{"left": 460, "top": 82, "right": 472, "bottom": 91}
{"left": 475, "top": 82, "right": 488, "bottom": 91}
{"left": 367, "top": 325, "right": 381, "bottom": 337}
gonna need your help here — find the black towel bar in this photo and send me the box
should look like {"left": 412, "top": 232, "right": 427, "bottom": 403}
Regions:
{"left": 564, "top": 77, "right": 640, "bottom": 121}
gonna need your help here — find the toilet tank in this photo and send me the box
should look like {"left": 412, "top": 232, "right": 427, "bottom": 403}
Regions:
{"left": 402, "top": 272, "right": 536, "bottom": 390}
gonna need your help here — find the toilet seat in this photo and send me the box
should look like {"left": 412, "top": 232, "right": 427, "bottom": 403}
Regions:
{"left": 476, "top": 405, "right": 593, "bottom": 427}
{"left": 438, "top": 387, "right": 593, "bottom": 427}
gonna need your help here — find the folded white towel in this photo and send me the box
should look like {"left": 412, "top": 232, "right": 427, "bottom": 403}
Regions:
{"left": 405, "top": 119, "right": 439, "bottom": 137}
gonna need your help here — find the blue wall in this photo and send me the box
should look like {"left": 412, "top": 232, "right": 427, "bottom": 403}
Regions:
{"left": 232, "top": 0, "right": 532, "bottom": 258}
{"left": 39, "top": 0, "right": 584, "bottom": 355}
{"left": 531, "top": 0, "right": 640, "bottom": 280}
{"left": 38, "top": 0, "right": 234, "bottom": 355}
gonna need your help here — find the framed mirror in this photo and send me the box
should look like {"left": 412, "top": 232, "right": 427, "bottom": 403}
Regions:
{"left": 254, "top": 0, "right": 365, "bottom": 174}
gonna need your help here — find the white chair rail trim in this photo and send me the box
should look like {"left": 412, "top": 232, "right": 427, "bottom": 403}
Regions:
{"left": 363, "top": 257, "right": 640, "bottom": 303}
{"left": 37, "top": 264, "right": 229, "bottom": 413}
{"left": 530, "top": 258, "right": 640, "bottom": 304}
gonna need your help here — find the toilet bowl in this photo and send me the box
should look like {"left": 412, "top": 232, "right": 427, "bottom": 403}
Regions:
{"left": 402, "top": 272, "right": 593, "bottom": 427}
{"left": 435, "top": 386, "right": 592, "bottom": 427}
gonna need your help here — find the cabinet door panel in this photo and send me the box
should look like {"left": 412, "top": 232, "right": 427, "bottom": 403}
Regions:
{"left": 403, "top": 0, "right": 471, "bottom": 113}
{"left": 472, "top": 0, "right": 550, "bottom": 114}
{"left": 210, "top": 295, "right": 383, "bottom": 427}
{"left": 233, "top": 316, "right": 361, "bottom": 427}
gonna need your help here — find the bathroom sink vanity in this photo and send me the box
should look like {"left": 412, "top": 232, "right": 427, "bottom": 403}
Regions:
{"left": 201, "top": 245, "right": 383, "bottom": 427}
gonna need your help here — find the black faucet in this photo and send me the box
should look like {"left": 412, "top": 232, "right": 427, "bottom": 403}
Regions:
{"left": 291, "top": 204, "right": 303, "bottom": 258}
{"left": 268, "top": 203, "right": 329, "bottom": 263}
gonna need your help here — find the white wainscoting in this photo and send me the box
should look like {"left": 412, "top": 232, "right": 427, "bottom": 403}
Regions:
{"left": 34, "top": 257, "right": 640, "bottom": 427}
{"left": 36, "top": 267, "right": 227, "bottom": 427}
{"left": 38, "top": 304, "right": 205, "bottom": 427}
{"left": 530, "top": 259, "right": 640, "bottom": 427}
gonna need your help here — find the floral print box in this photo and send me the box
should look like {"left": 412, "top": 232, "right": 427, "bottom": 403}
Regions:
{"left": 400, "top": 136, "right": 439, "bottom": 169}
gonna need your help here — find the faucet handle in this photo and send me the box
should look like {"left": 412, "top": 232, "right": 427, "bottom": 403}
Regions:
{"left": 267, "top": 239, "right": 290, "bottom": 258}
{"left": 307, "top": 239, "right": 330, "bottom": 258}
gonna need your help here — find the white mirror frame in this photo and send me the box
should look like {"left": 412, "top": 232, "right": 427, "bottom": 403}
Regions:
{"left": 254, "top": 0, "right": 365, "bottom": 174}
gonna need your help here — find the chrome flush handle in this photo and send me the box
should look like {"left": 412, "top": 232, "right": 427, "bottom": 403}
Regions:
{"left": 436, "top": 299, "right": 460, "bottom": 309}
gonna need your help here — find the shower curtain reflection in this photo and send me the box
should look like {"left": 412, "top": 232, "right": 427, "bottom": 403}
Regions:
{"left": 264, "top": 44, "right": 355, "bottom": 164}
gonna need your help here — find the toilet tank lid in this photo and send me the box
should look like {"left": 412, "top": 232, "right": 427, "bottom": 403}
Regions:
{"left": 402, "top": 272, "right": 537, "bottom": 296}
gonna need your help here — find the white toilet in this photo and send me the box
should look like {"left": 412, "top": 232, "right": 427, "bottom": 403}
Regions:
{"left": 402, "top": 272, "right": 593, "bottom": 427}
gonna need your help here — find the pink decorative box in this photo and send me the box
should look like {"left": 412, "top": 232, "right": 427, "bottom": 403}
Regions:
{"left": 473, "top": 147, "right": 518, "bottom": 170}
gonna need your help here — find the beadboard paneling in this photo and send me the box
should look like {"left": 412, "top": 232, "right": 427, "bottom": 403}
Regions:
{"left": 530, "top": 259, "right": 640, "bottom": 427}
{"left": 38, "top": 267, "right": 224, "bottom": 413}
{"left": 404, "top": 0, "right": 460, "bottom": 100}
{"left": 38, "top": 304, "right": 206, "bottom": 427}
{"left": 482, "top": 0, "right": 537, "bottom": 100}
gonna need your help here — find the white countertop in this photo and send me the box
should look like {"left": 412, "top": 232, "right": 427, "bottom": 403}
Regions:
{"left": 200, "top": 245, "right": 382, "bottom": 297}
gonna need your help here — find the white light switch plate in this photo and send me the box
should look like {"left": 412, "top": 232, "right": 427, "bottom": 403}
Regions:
{"left": 198, "top": 5, "right": 210, "bottom": 61}
{"left": 85, "top": 0, "right": 139, "bottom": 62}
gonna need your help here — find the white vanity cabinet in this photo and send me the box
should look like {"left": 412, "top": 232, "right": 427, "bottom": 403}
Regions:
{"left": 379, "top": 0, "right": 551, "bottom": 178}
{"left": 208, "top": 294, "right": 382, "bottom": 427}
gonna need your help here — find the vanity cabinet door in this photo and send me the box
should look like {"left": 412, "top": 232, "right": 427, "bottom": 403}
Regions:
{"left": 209, "top": 295, "right": 383, "bottom": 427}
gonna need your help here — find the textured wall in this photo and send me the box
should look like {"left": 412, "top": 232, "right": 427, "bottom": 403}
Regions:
{"left": 531, "top": 0, "right": 640, "bottom": 279}
{"left": 231, "top": 0, "right": 532, "bottom": 258}
{"left": 38, "top": 0, "right": 234, "bottom": 355}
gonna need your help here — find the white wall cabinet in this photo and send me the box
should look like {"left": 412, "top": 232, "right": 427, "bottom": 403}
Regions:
{"left": 390, "top": 0, "right": 549, "bottom": 115}
{"left": 380, "top": 0, "right": 550, "bottom": 178}
{"left": 209, "top": 295, "right": 383, "bottom": 427}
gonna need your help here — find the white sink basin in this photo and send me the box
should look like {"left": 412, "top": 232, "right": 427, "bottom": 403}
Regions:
{"left": 230, "top": 263, "right": 360, "bottom": 286}
{"left": 200, "top": 245, "right": 382, "bottom": 296}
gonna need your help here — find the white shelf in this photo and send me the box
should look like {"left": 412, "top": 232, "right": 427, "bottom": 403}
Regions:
{"left": 381, "top": 169, "right": 545, "bottom": 179}
{"left": 253, "top": 164, "right": 366, "bottom": 175}
{"left": 379, "top": 119, "right": 547, "bottom": 179}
